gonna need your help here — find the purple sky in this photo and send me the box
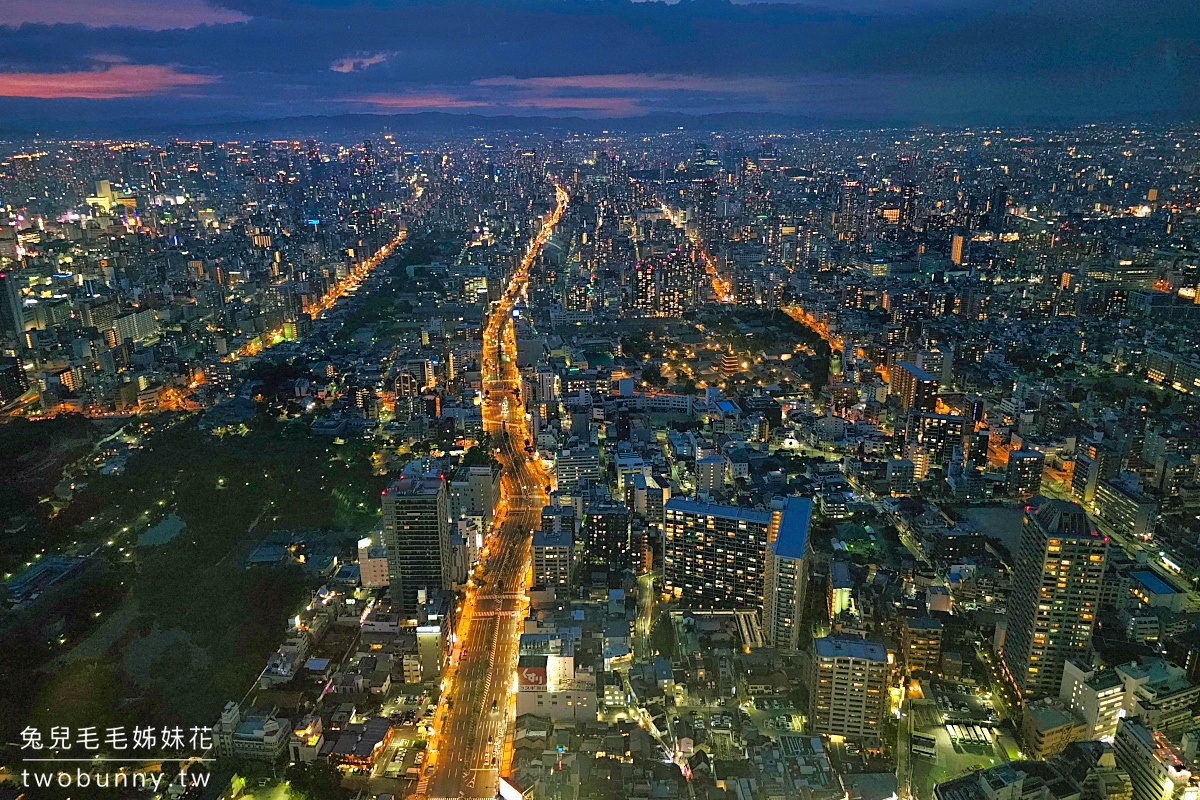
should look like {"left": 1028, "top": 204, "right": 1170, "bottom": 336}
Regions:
{"left": 0, "top": 0, "right": 1197, "bottom": 129}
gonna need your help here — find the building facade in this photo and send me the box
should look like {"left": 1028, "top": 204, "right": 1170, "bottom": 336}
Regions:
{"left": 381, "top": 475, "right": 450, "bottom": 614}
{"left": 1002, "top": 497, "right": 1108, "bottom": 700}
{"left": 808, "top": 636, "right": 890, "bottom": 740}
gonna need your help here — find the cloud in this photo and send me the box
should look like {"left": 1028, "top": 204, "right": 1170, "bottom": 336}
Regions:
{"left": 355, "top": 92, "right": 489, "bottom": 110}
{"left": 0, "top": 0, "right": 1197, "bottom": 126}
{"left": 0, "top": 64, "right": 217, "bottom": 99}
{"left": 474, "top": 73, "right": 781, "bottom": 94}
{"left": 331, "top": 51, "right": 395, "bottom": 73}
{"left": 2, "top": 0, "right": 249, "bottom": 30}
{"left": 508, "top": 95, "right": 644, "bottom": 114}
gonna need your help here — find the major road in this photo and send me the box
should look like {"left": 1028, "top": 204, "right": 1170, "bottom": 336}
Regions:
{"left": 422, "top": 182, "right": 568, "bottom": 800}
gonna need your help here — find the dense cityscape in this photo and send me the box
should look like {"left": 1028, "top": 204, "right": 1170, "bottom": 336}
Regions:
{"left": 0, "top": 122, "right": 1198, "bottom": 800}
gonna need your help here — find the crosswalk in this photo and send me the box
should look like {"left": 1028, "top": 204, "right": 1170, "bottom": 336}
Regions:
{"left": 469, "top": 609, "right": 520, "bottom": 619}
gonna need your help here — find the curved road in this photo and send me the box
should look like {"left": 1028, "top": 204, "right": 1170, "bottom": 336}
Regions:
{"left": 423, "top": 182, "right": 568, "bottom": 800}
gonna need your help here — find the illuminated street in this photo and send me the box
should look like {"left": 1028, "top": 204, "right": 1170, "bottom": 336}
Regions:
{"left": 423, "top": 182, "right": 567, "bottom": 800}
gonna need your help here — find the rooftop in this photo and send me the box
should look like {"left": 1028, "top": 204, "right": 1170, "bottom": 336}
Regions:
{"left": 1024, "top": 700, "right": 1081, "bottom": 732}
{"left": 1131, "top": 570, "right": 1181, "bottom": 596}
{"left": 383, "top": 474, "right": 444, "bottom": 496}
{"left": 772, "top": 496, "right": 813, "bottom": 560}
{"left": 665, "top": 497, "right": 772, "bottom": 526}
{"left": 898, "top": 361, "right": 936, "bottom": 382}
{"left": 1028, "top": 495, "right": 1102, "bottom": 540}
{"left": 533, "top": 527, "right": 573, "bottom": 548}
{"left": 814, "top": 635, "right": 887, "bottom": 662}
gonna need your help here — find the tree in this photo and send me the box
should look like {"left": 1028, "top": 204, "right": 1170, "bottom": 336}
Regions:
{"left": 642, "top": 363, "right": 665, "bottom": 387}
{"left": 285, "top": 761, "right": 350, "bottom": 800}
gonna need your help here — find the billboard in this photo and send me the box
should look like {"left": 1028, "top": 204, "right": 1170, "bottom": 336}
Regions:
{"left": 518, "top": 664, "right": 547, "bottom": 691}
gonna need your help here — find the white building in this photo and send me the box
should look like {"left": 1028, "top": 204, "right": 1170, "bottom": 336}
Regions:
{"left": 695, "top": 454, "right": 727, "bottom": 492}
{"left": 808, "top": 636, "right": 890, "bottom": 740}
{"left": 214, "top": 702, "right": 289, "bottom": 762}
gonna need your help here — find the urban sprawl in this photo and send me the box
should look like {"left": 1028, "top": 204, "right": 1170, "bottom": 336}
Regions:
{"left": 2, "top": 127, "right": 1200, "bottom": 800}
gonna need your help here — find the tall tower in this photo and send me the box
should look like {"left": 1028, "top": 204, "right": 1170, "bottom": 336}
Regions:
{"left": 0, "top": 270, "right": 25, "bottom": 349}
{"left": 763, "top": 497, "right": 813, "bottom": 651}
{"left": 1002, "top": 496, "right": 1108, "bottom": 700}
{"left": 892, "top": 361, "right": 939, "bottom": 412}
{"left": 381, "top": 475, "right": 450, "bottom": 614}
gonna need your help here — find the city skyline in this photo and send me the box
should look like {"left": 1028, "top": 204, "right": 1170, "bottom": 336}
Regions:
{"left": 2, "top": 11, "right": 1200, "bottom": 798}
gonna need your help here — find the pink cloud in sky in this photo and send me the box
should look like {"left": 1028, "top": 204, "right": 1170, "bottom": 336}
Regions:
{"left": 474, "top": 73, "right": 781, "bottom": 94}
{"left": 356, "top": 93, "right": 490, "bottom": 110}
{"left": 508, "top": 95, "right": 644, "bottom": 114}
{"left": 0, "top": 64, "right": 217, "bottom": 99}
{"left": 3, "top": 0, "right": 249, "bottom": 30}
{"left": 331, "top": 52, "right": 395, "bottom": 73}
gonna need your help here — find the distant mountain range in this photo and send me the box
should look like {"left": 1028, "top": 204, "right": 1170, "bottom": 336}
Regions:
{"left": 0, "top": 110, "right": 838, "bottom": 141}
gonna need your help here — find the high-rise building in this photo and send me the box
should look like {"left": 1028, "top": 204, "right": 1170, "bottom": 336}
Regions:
{"left": 899, "top": 182, "right": 918, "bottom": 232}
{"left": 1060, "top": 660, "right": 1126, "bottom": 740}
{"left": 532, "top": 527, "right": 573, "bottom": 589}
{"left": 0, "top": 356, "right": 28, "bottom": 404}
{"left": 113, "top": 308, "right": 158, "bottom": 344}
{"left": 1095, "top": 474, "right": 1157, "bottom": 540}
{"left": 892, "top": 361, "right": 938, "bottom": 412}
{"left": 950, "top": 232, "right": 967, "bottom": 266}
{"left": 904, "top": 413, "right": 968, "bottom": 479}
{"left": 695, "top": 454, "right": 727, "bottom": 492}
{"left": 448, "top": 464, "right": 501, "bottom": 531}
{"left": 763, "top": 497, "right": 814, "bottom": 651}
{"left": 1002, "top": 497, "right": 1108, "bottom": 700}
{"left": 808, "top": 636, "right": 890, "bottom": 739}
{"left": 0, "top": 270, "right": 25, "bottom": 348}
{"left": 381, "top": 475, "right": 450, "bottom": 614}
{"left": 555, "top": 447, "right": 601, "bottom": 492}
{"left": 1113, "top": 717, "right": 1199, "bottom": 800}
{"left": 989, "top": 183, "right": 1009, "bottom": 232}
{"left": 581, "top": 500, "right": 631, "bottom": 570}
{"left": 902, "top": 616, "right": 944, "bottom": 674}
{"left": 1073, "top": 443, "right": 1121, "bottom": 505}
{"left": 1008, "top": 449, "right": 1046, "bottom": 497}
{"left": 663, "top": 498, "right": 772, "bottom": 609}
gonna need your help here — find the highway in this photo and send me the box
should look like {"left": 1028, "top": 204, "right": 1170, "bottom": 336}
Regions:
{"left": 422, "top": 182, "right": 568, "bottom": 800}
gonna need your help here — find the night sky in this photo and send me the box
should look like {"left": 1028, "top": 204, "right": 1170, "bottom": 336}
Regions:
{"left": 1, "top": 0, "right": 1198, "bottom": 129}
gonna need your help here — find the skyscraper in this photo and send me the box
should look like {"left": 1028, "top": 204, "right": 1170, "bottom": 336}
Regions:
{"left": 1008, "top": 449, "right": 1046, "bottom": 497}
{"left": 581, "top": 500, "right": 631, "bottom": 571}
{"left": 1002, "top": 497, "right": 1108, "bottom": 700}
{"left": 899, "top": 181, "right": 918, "bottom": 233}
{"left": 0, "top": 270, "right": 25, "bottom": 349}
{"left": 892, "top": 361, "right": 939, "bottom": 412}
{"left": 950, "top": 231, "right": 967, "bottom": 266}
{"left": 663, "top": 498, "right": 772, "bottom": 609}
{"left": 989, "top": 183, "right": 1009, "bottom": 233}
{"left": 381, "top": 475, "right": 450, "bottom": 614}
{"left": 763, "top": 497, "right": 813, "bottom": 651}
{"left": 808, "top": 636, "right": 890, "bottom": 739}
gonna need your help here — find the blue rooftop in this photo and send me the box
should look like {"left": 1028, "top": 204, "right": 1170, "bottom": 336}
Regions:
{"left": 897, "top": 361, "right": 936, "bottom": 382}
{"left": 814, "top": 635, "right": 888, "bottom": 662}
{"left": 773, "top": 496, "right": 813, "bottom": 559}
{"left": 1132, "top": 570, "right": 1181, "bottom": 596}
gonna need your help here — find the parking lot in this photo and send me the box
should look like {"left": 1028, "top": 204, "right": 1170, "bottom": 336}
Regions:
{"left": 906, "top": 695, "right": 1017, "bottom": 800}
{"left": 743, "top": 697, "right": 808, "bottom": 740}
